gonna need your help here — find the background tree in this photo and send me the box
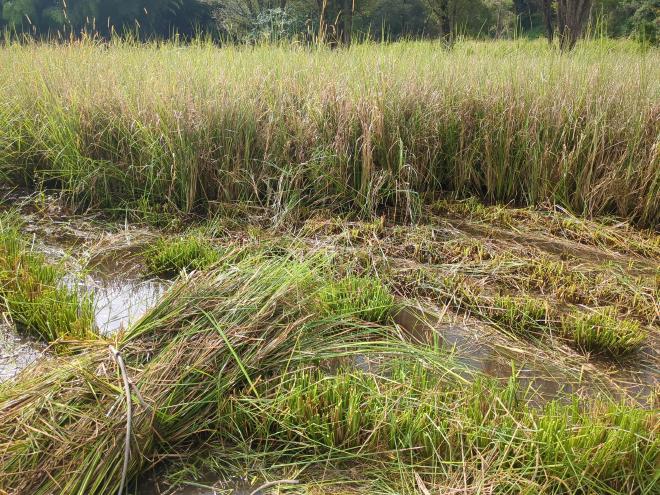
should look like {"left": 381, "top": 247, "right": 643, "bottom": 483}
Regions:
{"left": 1, "top": 0, "right": 216, "bottom": 38}
{"left": 556, "top": 0, "right": 593, "bottom": 49}
{"left": 541, "top": 0, "right": 554, "bottom": 40}
{"left": 424, "top": 0, "right": 452, "bottom": 41}
{"left": 0, "top": 0, "right": 655, "bottom": 44}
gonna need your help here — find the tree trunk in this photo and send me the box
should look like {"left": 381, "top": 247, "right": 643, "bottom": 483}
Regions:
{"left": 439, "top": 0, "right": 451, "bottom": 43}
{"left": 340, "top": 0, "right": 353, "bottom": 46}
{"left": 557, "top": 0, "right": 592, "bottom": 50}
{"left": 425, "top": 0, "right": 452, "bottom": 43}
{"left": 542, "top": 0, "right": 554, "bottom": 43}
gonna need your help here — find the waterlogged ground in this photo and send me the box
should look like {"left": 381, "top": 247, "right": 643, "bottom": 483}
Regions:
{"left": 0, "top": 189, "right": 658, "bottom": 493}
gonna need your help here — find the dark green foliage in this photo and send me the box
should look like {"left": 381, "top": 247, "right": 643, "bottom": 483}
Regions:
{"left": 0, "top": 0, "right": 216, "bottom": 38}
{"left": 0, "top": 0, "right": 653, "bottom": 42}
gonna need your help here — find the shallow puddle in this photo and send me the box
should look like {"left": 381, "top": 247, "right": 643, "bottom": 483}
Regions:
{"left": 0, "top": 321, "right": 45, "bottom": 382}
{"left": 139, "top": 474, "right": 256, "bottom": 495}
{"left": 0, "top": 209, "right": 168, "bottom": 380}
{"left": 91, "top": 276, "right": 168, "bottom": 334}
{"left": 394, "top": 305, "right": 658, "bottom": 403}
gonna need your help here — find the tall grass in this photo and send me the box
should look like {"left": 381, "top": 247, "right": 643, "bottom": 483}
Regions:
{"left": 0, "top": 39, "right": 657, "bottom": 225}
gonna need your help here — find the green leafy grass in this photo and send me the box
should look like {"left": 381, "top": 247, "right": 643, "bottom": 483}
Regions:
{"left": 317, "top": 276, "right": 395, "bottom": 323}
{"left": 0, "top": 215, "right": 96, "bottom": 342}
{"left": 562, "top": 306, "right": 647, "bottom": 356}
{"left": 172, "top": 364, "right": 659, "bottom": 494}
{"left": 488, "top": 295, "right": 549, "bottom": 335}
{"left": 144, "top": 236, "right": 222, "bottom": 276}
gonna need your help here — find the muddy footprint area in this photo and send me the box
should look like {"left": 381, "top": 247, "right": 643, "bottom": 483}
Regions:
{"left": 0, "top": 191, "right": 658, "bottom": 494}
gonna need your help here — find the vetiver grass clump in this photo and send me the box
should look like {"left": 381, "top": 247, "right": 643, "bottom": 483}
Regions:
{"left": 0, "top": 214, "right": 95, "bottom": 342}
{"left": 144, "top": 236, "right": 222, "bottom": 276}
{"left": 0, "top": 40, "right": 658, "bottom": 225}
{"left": 562, "top": 306, "right": 647, "bottom": 356}
{"left": 317, "top": 276, "right": 395, "bottom": 323}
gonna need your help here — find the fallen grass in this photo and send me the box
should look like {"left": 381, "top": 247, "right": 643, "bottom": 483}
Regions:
{"left": 562, "top": 306, "right": 648, "bottom": 356}
{"left": 0, "top": 213, "right": 95, "bottom": 342}
{"left": 0, "top": 252, "right": 657, "bottom": 494}
{"left": 0, "top": 251, "right": 414, "bottom": 494}
{"left": 0, "top": 39, "right": 658, "bottom": 225}
{"left": 397, "top": 268, "right": 651, "bottom": 357}
{"left": 434, "top": 198, "right": 660, "bottom": 258}
{"left": 166, "top": 365, "right": 658, "bottom": 494}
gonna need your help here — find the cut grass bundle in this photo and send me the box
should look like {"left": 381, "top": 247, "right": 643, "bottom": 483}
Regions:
{"left": 144, "top": 236, "right": 222, "bottom": 276}
{"left": 562, "top": 306, "right": 647, "bottom": 356}
{"left": 317, "top": 276, "right": 395, "bottom": 323}
{"left": 0, "top": 215, "right": 95, "bottom": 342}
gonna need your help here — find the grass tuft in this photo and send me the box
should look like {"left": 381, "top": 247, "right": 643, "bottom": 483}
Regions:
{"left": 144, "top": 236, "right": 223, "bottom": 276}
{"left": 317, "top": 276, "right": 395, "bottom": 324}
{"left": 561, "top": 306, "right": 647, "bottom": 356}
{"left": 488, "top": 295, "right": 550, "bottom": 335}
{"left": 0, "top": 214, "right": 96, "bottom": 342}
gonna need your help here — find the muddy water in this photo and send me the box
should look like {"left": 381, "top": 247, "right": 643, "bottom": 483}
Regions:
{"left": 394, "top": 305, "right": 658, "bottom": 403}
{"left": 0, "top": 320, "right": 45, "bottom": 381}
{"left": 394, "top": 306, "right": 581, "bottom": 399}
{"left": 139, "top": 475, "right": 257, "bottom": 495}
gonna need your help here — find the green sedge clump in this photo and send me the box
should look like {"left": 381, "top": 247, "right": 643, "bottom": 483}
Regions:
{"left": 317, "top": 276, "right": 395, "bottom": 323}
{"left": 144, "top": 236, "right": 222, "bottom": 276}
{"left": 488, "top": 295, "right": 549, "bottom": 335}
{"left": 0, "top": 217, "right": 96, "bottom": 342}
{"left": 562, "top": 307, "right": 647, "bottom": 356}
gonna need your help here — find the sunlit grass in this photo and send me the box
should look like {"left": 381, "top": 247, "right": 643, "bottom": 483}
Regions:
{"left": 0, "top": 39, "right": 657, "bottom": 225}
{"left": 317, "top": 275, "right": 395, "bottom": 323}
{"left": 562, "top": 306, "right": 647, "bottom": 356}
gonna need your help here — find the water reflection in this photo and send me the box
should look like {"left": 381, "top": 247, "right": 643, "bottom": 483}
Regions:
{"left": 92, "top": 277, "right": 167, "bottom": 334}
{"left": 0, "top": 322, "right": 44, "bottom": 382}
